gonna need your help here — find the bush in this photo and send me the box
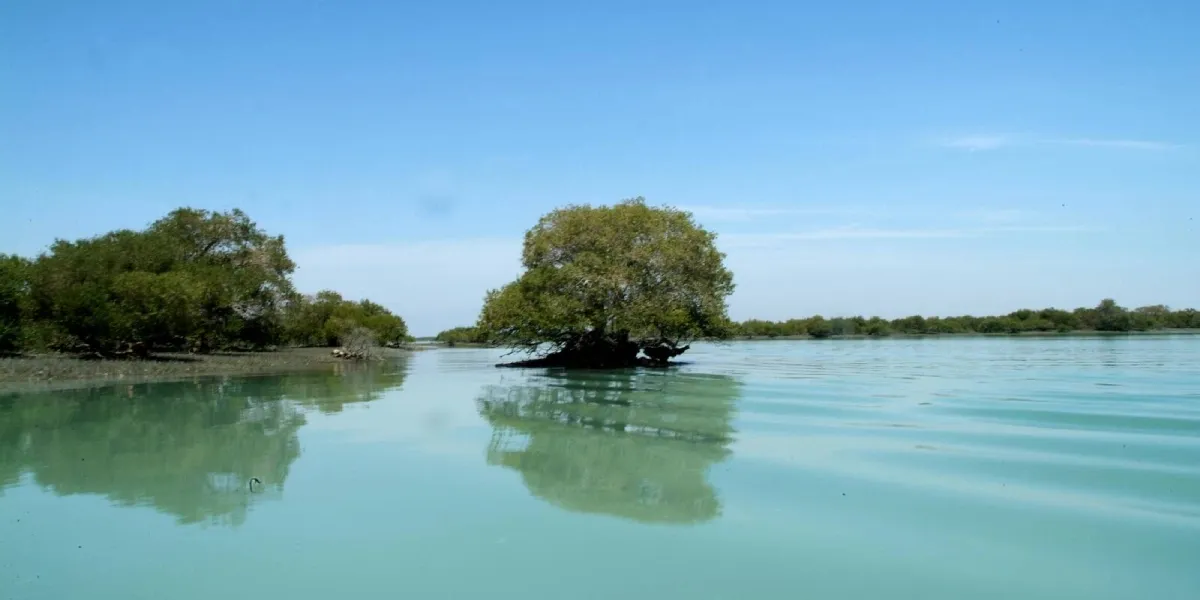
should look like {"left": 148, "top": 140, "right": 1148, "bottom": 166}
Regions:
{"left": 0, "top": 255, "right": 29, "bottom": 354}
{"left": 435, "top": 326, "right": 487, "bottom": 346}
{"left": 283, "top": 291, "right": 408, "bottom": 348}
{"left": 807, "top": 316, "right": 833, "bottom": 339}
{"left": 477, "top": 198, "right": 734, "bottom": 367}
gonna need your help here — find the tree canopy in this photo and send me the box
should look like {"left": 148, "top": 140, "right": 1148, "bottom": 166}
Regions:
{"left": 0, "top": 255, "right": 29, "bottom": 354}
{"left": 476, "top": 198, "right": 735, "bottom": 367}
{"left": 283, "top": 290, "right": 409, "bottom": 348}
{"left": 4, "top": 208, "right": 408, "bottom": 356}
{"left": 434, "top": 325, "right": 488, "bottom": 346}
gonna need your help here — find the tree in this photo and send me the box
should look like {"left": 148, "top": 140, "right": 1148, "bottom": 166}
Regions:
{"left": 806, "top": 315, "right": 833, "bottom": 339}
{"left": 22, "top": 209, "right": 300, "bottom": 355}
{"left": 829, "top": 317, "right": 856, "bottom": 336}
{"left": 146, "top": 208, "right": 296, "bottom": 351}
{"left": 476, "top": 198, "right": 735, "bottom": 367}
{"left": 351, "top": 299, "right": 409, "bottom": 345}
{"left": 893, "top": 315, "right": 928, "bottom": 334}
{"left": 282, "top": 291, "right": 408, "bottom": 348}
{"left": 863, "top": 316, "right": 891, "bottom": 336}
{"left": 1094, "top": 298, "right": 1132, "bottom": 332}
{"left": 26, "top": 230, "right": 177, "bottom": 354}
{"left": 106, "top": 271, "right": 205, "bottom": 353}
{"left": 0, "top": 254, "right": 29, "bottom": 354}
{"left": 435, "top": 326, "right": 487, "bottom": 346}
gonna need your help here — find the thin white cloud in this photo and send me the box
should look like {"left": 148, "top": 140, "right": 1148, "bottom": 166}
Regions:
{"left": 958, "top": 208, "right": 1030, "bottom": 224}
{"left": 1041, "top": 138, "right": 1178, "bottom": 150}
{"left": 680, "top": 205, "right": 866, "bottom": 222}
{"left": 938, "top": 135, "right": 1013, "bottom": 151}
{"left": 722, "top": 227, "right": 969, "bottom": 246}
{"left": 720, "top": 223, "right": 1098, "bottom": 248}
{"left": 938, "top": 134, "right": 1178, "bottom": 152}
{"left": 984, "top": 224, "right": 1101, "bottom": 233}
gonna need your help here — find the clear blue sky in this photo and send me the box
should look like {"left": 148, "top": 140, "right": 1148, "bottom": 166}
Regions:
{"left": 3, "top": 0, "right": 1197, "bottom": 335}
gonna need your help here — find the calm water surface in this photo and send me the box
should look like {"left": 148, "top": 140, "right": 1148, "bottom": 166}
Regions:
{"left": 2, "top": 337, "right": 1199, "bottom": 599}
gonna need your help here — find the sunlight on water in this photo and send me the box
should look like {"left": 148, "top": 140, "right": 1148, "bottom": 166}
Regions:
{"left": 2, "top": 336, "right": 1199, "bottom": 599}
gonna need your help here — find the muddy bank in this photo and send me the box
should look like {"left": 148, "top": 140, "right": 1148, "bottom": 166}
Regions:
{"left": 0, "top": 347, "right": 417, "bottom": 392}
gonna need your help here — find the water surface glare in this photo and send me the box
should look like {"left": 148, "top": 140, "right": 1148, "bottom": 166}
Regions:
{"left": 2, "top": 336, "right": 1198, "bottom": 599}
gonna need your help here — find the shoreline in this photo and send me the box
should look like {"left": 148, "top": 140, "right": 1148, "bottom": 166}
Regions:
{"left": 419, "top": 328, "right": 1200, "bottom": 349}
{"left": 0, "top": 347, "right": 418, "bottom": 393}
{"left": 6, "top": 330, "right": 1197, "bottom": 392}
{"left": 726, "top": 328, "right": 1200, "bottom": 341}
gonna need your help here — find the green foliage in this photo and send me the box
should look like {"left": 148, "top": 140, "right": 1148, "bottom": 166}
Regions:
{"left": 23, "top": 209, "right": 295, "bottom": 354}
{"left": 26, "top": 230, "right": 163, "bottom": 353}
{"left": 863, "top": 317, "right": 892, "bottom": 336}
{"left": 1093, "top": 298, "right": 1133, "bottom": 332}
{"left": 146, "top": 208, "right": 296, "bottom": 350}
{"left": 107, "top": 271, "right": 205, "bottom": 351}
{"left": 806, "top": 316, "right": 833, "bottom": 339}
{"left": 829, "top": 317, "right": 856, "bottom": 336}
{"left": 7, "top": 208, "right": 406, "bottom": 356}
{"left": 731, "top": 299, "right": 1198, "bottom": 339}
{"left": 0, "top": 255, "right": 30, "bottom": 354}
{"left": 477, "top": 198, "right": 735, "bottom": 366}
{"left": 283, "top": 291, "right": 408, "bottom": 347}
{"left": 435, "top": 326, "right": 488, "bottom": 346}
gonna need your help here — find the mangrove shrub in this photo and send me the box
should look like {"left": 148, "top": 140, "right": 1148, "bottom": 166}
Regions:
{"left": 476, "top": 198, "right": 735, "bottom": 367}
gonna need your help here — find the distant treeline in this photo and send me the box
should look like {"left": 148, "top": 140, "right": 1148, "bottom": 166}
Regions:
{"left": 732, "top": 299, "right": 1199, "bottom": 339}
{"left": 434, "top": 326, "right": 490, "bottom": 346}
{"left": 434, "top": 299, "right": 1199, "bottom": 344}
{"left": 0, "top": 208, "right": 408, "bottom": 356}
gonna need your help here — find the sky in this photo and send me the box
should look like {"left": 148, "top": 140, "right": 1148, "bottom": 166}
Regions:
{"left": 2, "top": 0, "right": 1198, "bottom": 336}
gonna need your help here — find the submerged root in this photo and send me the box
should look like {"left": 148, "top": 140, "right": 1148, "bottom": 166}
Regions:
{"left": 498, "top": 337, "right": 690, "bottom": 369}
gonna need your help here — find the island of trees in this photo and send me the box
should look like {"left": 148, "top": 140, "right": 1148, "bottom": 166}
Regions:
{"left": 473, "top": 198, "right": 735, "bottom": 367}
{"left": 0, "top": 208, "right": 409, "bottom": 360}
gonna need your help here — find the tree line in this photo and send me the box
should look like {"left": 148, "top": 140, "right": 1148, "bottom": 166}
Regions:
{"left": 0, "top": 208, "right": 408, "bottom": 356}
{"left": 730, "top": 299, "right": 1199, "bottom": 339}
{"left": 433, "top": 326, "right": 489, "bottom": 346}
{"left": 433, "top": 199, "right": 1200, "bottom": 366}
{"left": 438, "top": 298, "right": 1199, "bottom": 344}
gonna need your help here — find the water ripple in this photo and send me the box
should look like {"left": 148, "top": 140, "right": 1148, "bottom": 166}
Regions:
{"left": 684, "top": 336, "right": 1200, "bottom": 531}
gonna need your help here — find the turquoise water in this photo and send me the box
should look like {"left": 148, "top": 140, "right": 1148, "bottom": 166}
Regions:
{"left": 2, "top": 337, "right": 1199, "bottom": 599}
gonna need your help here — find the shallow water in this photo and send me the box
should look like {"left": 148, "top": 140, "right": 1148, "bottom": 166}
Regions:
{"left": 2, "top": 337, "right": 1199, "bottom": 599}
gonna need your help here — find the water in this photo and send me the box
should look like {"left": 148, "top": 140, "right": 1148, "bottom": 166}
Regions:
{"left": 2, "top": 337, "right": 1199, "bottom": 599}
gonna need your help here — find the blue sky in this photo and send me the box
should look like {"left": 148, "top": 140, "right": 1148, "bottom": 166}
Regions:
{"left": 2, "top": 0, "right": 1197, "bottom": 335}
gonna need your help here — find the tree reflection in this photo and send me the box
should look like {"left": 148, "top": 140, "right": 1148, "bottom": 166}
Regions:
{"left": 477, "top": 370, "right": 740, "bottom": 525}
{"left": 0, "top": 360, "right": 407, "bottom": 526}
{"left": 287, "top": 360, "right": 409, "bottom": 414}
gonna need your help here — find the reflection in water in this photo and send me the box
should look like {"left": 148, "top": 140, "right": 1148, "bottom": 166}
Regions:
{"left": 0, "top": 360, "right": 407, "bottom": 526}
{"left": 477, "top": 370, "right": 740, "bottom": 525}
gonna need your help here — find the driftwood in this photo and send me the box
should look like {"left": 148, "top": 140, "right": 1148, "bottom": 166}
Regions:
{"left": 330, "top": 347, "right": 370, "bottom": 360}
{"left": 331, "top": 326, "right": 378, "bottom": 360}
